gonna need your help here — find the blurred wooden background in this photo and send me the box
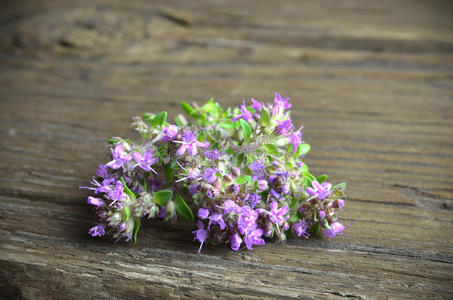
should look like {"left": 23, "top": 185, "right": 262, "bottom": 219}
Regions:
{"left": 1, "top": 0, "right": 452, "bottom": 299}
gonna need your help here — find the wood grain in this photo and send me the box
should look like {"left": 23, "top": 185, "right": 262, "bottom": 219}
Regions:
{"left": 1, "top": 0, "right": 452, "bottom": 299}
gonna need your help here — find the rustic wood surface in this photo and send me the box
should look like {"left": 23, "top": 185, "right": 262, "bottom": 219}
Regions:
{"left": 1, "top": 0, "right": 453, "bottom": 299}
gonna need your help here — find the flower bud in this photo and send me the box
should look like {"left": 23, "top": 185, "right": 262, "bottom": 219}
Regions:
{"left": 109, "top": 213, "right": 122, "bottom": 226}
{"left": 329, "top": 199, "right": 345, "bottom": 209}
{"left": 166, "top": 200, "right": 177, "bottom": 223}
{"left": 282, "top": 222, "right": 290, "bottom": 231}
{"left": 87, "top": 196, "right": 104, "bottom": 207}
{"left": 147, "top": 205, "right": 159, "bottom": 218}
{"left": 282, "top": 183, "right": 290, "bottom": 194}
{"left": 226, "top": 183, "right": 240, "bottom": 194}
{"left": 231, "top": 233, "right": 242, "bottom": 251}
{"left": 263, "top": 221, "right": 274, "bottom": 237}
{"left": 257, "top": 180, "right": 268, "bottom": 191}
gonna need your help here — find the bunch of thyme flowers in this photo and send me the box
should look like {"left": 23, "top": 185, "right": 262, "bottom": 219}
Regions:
{"left": 81, "top": 92, "right": 349, "bottom": 252}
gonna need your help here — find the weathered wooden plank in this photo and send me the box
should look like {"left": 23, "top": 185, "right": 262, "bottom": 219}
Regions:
{"left": 1, "top": 195, "right": 453, "bottom": 299}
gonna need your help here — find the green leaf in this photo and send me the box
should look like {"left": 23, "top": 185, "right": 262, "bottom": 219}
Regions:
{"left": 153, "top": 190, "right": 173, "bottom": 207}
{"left": 174, "top": 117, "right": 184, "bottom": 126}
{"left": 181, "top": 101, "right": 194, "bottom": 114}
{"left": 304, "top": 171, "right": 316, "bottom": 188}
{"left": 219, "top": 121, "right": 235, "bottom": 130}
{"left": 316, "top": 174, "right": 328, "bottom": 183}
{"left": 181, "top": 101, "right": 200, "bottom": 118}
{"left": 289, "top": 213, "right": 299, "bottom": 223}
{"left": 232, "top": 152, "right": 245, "bottom": 167}
{"left": 333, "top": 182, "right": 346, "bottom": 191}
{"left": 174, "top": 193, "right": 194, "bottom": 222}
{"left": 132, "top": 218, "right": 141, "bottom": 244}
{"left": 120, "top": 177, "right": 136, "bottom": 202}
{"left": 264, "top": 144, "right": 279, "bottom": 156}
{"left": 312, "top": 222, "right": 320, "bottom": 235}
{"left": 151, "top": 111, "right": 167, "bottom": 127}
{"left": 239, "top": 119, "right": 252, "bottom": 141}
{"left": 289, "top": 198, "right": 299, "bottom": 209}
{"left": 259, "top": 108, "right": 270, "bottom": 127}
{"left": 200, "top": 98, "right": 215, "bottom": 113}
{"left": 214, "top": 102, "right": 223, "bottom": 116}
{"left": 197, "top": 131, "right": 206, "bottom": 142}
{"left": 142, "top": 114, "right": 154, "bottom": 126}
{"left": 323, "top": 219, "right": 331, "bottom": 229}
{"left": 108, "top": 139, "right": 118, "bottom": 144}
{"left": 122, "top": 206, "right": 131, "bottom": 222}
{"left": 286, "top": 144, "right": 293, "bottom": 154}
{"left": 300, "top": 163, "right": 308, "bottom": 172}
{"left": 165, "top": 161, "right": 178, "bottom": 182}
{"left": 298, "top": 143, "right": 311, "bottom": 156}
{"left": 236, "top": 175, "right": 251, "bottom": 185}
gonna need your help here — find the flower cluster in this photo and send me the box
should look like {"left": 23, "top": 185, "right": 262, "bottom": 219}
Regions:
{"left": 81, "top": 92, "right": 349, "bottom": 252}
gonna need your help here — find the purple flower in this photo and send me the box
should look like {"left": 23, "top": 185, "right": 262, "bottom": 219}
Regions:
{"left": 193, "top": 221, "right": 210, "bottom": 254}
{"left": 325, "top": 222, "right": 348, "bottom": 239}
{"left": 222, "top": 200, "right": 241, "bottom": 214}
{"left": 133, "top": 149, "right": 159, "bottom": 172}
{"left": 189, "top": 184, "right": 200, "bottom": 195}
{"left": 198, "top": 208, "right": 210, "bottom": 219}
{"left": 269, "top": 200, "right": 289, "bottom": 224}
{"left": 207, "top": 188, "right": 220, "bottom": 198}
{"left": 237, "top": 206, "right": 259, "bottom": 235}
{"left": 269, "top": 189, "right": 280, "bottom": 199}
{"left": 293, "top": 220, "right": 310, "bottom": 238}
{"left": 108, "top": 181, "right": 125, "bottom": 203}
{"left": 107, "top": 145, "right": 132, "bottom": 169}
{"left": 176, "top": 131, "right": 210, "bottom": 156}
{"left": 306, "top": 180, "right": 332, "bottom": 200}
{"left": 188, "top": 168, "right": 201, "bottom": 180}
{"left": 89, "top": 225, "right": 105, "bottom": 237}
{"left": 205, "top": 148, "right": 221, "bottom": 161}
{"left": 250, "top": 98, "right": 263, "bottom": 112}
{"left": 232, "top": 100, "right": 253, "bottom": 122}
{"left": 208, "top": 213, "right": 226, "bottom": 230}
{"left": 156, "top": 206, "right": 166, "bottom": 219}
{"left": 272, "top": 92, "right": 291, "bottom": 116}
{"left": 319, "top": 210, "right": 326, "bottom": 219}
{"left": 203, "top": 167, "right": 218, "bottom": 184}
{"left": 161, "top": 125, "right": 179, "bottom": 141}
{"left": 230, "top": 233, "right": 242, "bottom": 251}
{"left": 275, "top": 119, "right": 294, "bottom": 136}
{"left": 244, "top": 228, "right": 265, "bottom": 250}
{"left": 96, "top": 164, "right": 110, "bottom": 178}
{"left": 249, "top": 160, "right": 265, "bottom": 179}
{"left": 80, "top": 176, "right": 114, "bottom": 194}
{"left": 87, "top": 196, "right": 104, "bottom": 207}
{"left": 245, "top": 193, "right": 261, "bottom": 208}
{"left": 288, "top": 128, "right": 303, "bottom": 152}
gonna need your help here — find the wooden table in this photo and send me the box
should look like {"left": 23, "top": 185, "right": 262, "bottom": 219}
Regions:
{"left": 1, "top": 1, "right": 452, "bottom": 298}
